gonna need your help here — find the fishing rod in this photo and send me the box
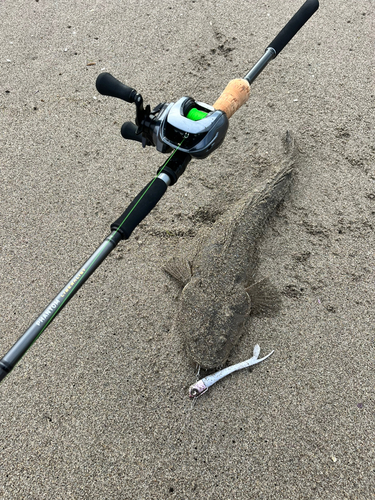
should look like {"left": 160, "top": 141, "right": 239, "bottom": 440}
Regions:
{"left": 0, "top": 0, "right": 319, "bottom": 383}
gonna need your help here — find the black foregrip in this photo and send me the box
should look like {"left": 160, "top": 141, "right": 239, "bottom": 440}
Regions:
{"left": 96, "top": 72, "right": 137, "bottom": 103}
{"left": 269, "top": 0, "right": 319, "bottom": 56}
{"left": 111, "top": 178, "right": 168, "bottom": 239}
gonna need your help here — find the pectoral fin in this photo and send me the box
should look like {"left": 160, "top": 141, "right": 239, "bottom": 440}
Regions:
{"left": 245, "top": 278, "right": 281, "bottom": 315}
{"left": 163, "top": 256, "right": 192, "bottom": 288}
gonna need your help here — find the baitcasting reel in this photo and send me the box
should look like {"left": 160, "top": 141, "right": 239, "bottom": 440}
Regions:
{"left": 96, "top": 72, "right": 229, "bottom": 159}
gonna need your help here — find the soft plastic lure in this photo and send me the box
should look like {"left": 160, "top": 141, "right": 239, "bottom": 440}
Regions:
{"left": 189, "top": 345, "right": 274, "bottom": 398}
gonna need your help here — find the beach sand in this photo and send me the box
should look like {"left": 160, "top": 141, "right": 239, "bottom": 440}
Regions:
{"left": 0, "top": 1, "right": 374, "bottom": 498}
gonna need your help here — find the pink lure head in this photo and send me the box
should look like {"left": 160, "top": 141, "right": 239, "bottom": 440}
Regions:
{"left": 189, "top": 380, "right": 208, "bottom": 398}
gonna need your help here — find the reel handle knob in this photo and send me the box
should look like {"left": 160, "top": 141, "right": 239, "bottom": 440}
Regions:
{"left": 121, "top": 122, "right": 143, "bottom": 143}
{"left": 96, "top": 72, "right": 137, "bottom": 104}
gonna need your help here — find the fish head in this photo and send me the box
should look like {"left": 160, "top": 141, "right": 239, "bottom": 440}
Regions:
{"left": 178, "top": 276, "right": 251, "bottom": 369}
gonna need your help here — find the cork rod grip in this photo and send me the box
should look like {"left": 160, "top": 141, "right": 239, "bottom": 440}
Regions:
{"left": 213, "top": 79, "right": 250, "bottom": 119}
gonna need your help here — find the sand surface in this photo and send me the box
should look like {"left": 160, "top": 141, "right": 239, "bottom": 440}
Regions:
{"left": 0, "top": 1, "right": 374, "bottom": 498}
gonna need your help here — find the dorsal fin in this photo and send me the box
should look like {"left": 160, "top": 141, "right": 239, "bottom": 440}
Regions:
{"left": 163, "top": 256, "right": 192, "bottom": 288}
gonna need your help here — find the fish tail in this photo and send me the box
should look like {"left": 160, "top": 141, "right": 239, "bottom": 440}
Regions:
{"left": 249, "top": 131, "right": 297, "bottom": 218}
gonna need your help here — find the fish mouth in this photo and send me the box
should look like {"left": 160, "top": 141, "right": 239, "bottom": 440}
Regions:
{"left": 185, "top": 327, "right": 239, "bottom": 370}
{"left": 186, "top": 343, "right": 229, "bottom": 370}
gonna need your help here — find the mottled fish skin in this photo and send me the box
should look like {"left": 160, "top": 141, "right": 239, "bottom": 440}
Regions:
{"left": 167, "top": 133, "right": 297, "bottom": 369}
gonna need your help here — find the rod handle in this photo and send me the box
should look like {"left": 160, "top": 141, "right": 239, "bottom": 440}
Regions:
{"left": 213, "top": 79, "right": 250, "bottom": 119}
{"left": 0, "top": 362, "right": 11, "bottom": 382}
{"left": 96, "top": 72, "right": 137, "bottom": 103}
{"left": 111, "top": 178, "right": 168, "bottom": 240}
{"left": 269, "top": 0, "right": 319, "bottom": 56}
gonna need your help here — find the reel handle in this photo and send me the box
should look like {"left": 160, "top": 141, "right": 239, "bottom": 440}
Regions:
{"left": 96, "top": 72, "right": 138, "bottom": 103}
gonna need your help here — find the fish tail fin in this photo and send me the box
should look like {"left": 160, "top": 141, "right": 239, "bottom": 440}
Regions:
{"left": 249, "top": 131, "right": 298, "bottom": 219}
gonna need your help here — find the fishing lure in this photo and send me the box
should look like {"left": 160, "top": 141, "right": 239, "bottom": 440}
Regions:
{"left": 189, "top": 345, "right": 274, "bottom": 398}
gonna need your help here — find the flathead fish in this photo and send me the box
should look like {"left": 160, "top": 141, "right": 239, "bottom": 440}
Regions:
{"left": 165, "top": 132, "right": 297, "bottom": 369}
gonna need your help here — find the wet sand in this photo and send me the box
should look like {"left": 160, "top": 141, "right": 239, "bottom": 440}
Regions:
{"left": 0, "top": 1, "right": 374, "bottom": 498}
